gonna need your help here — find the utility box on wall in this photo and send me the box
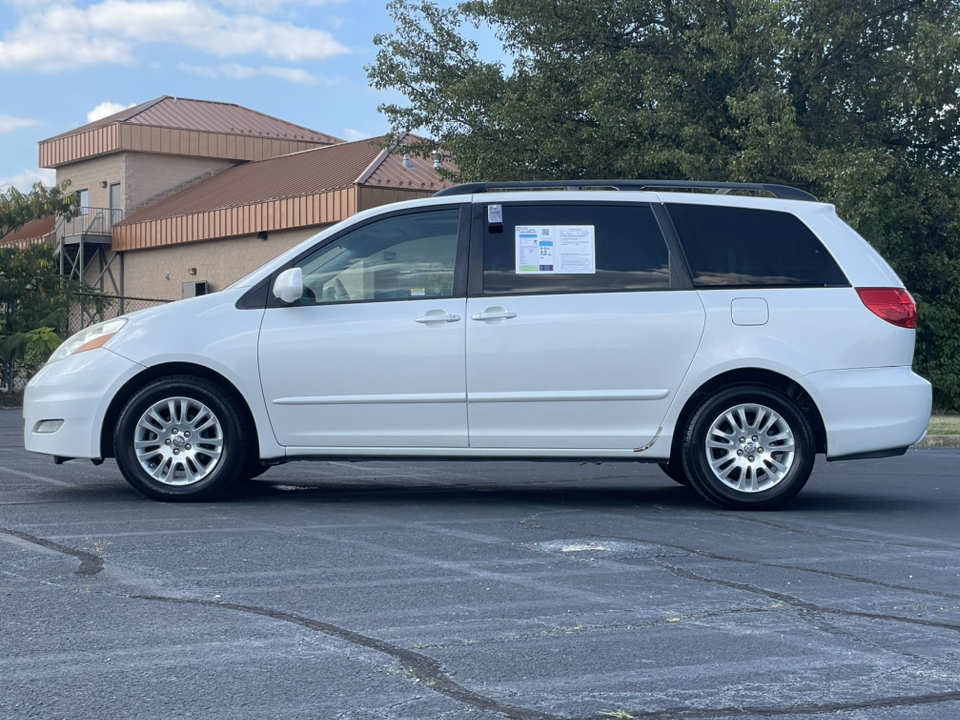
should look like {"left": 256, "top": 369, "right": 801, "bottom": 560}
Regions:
{"left": 182, "top": 281, "right": 210, "bottom": 298}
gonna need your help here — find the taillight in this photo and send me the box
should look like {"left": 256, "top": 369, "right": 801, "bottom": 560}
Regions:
{"left": 856, "top": 288, "right": 917, "bottom": 329}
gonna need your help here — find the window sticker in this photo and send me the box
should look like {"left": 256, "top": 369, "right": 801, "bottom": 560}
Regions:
{"left": 515, "top": 225, "right": 596, "bottom": 274}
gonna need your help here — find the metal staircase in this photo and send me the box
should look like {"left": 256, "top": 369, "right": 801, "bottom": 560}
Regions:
{"left": 54, "top": 207, "right": 123, "bottom": 295}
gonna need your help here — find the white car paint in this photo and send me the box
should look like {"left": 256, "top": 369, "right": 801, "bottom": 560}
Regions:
{"left": 464, "top": 291, "right": 705, "bottom": 449}
{"left": 259, "top": 298, "right": 468, "bottom": 447}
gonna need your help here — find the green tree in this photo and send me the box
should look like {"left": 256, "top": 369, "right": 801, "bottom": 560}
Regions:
{"left": 0, "top": 181, "right": 77, "bottom": 242}
{"left": 0, "top": 181, "right": 80, "bottom": 391}
{"left": 369, "top": 0, "right": 960, "bottom": 408}
{"left": 0, "top": 243, "right": 78, "bottom": 390}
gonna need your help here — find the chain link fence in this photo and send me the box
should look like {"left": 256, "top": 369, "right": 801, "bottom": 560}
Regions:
{"left": 67, "top": 293, "right": 170, "bottom": 337}
{"left": 4, "top": 293, "right": 170, "bottom": 394}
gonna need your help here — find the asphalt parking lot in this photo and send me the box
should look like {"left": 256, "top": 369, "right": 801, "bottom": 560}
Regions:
{"left": 2, "top": 407, "right": 959, "bottom": 720}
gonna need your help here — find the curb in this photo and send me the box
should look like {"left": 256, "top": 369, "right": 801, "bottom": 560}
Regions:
{"left": 913, "top": 435, "right": 960, "bottom": 448}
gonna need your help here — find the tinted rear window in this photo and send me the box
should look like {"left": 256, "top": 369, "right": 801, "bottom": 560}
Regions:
{"left": 483, "top": 203, "right": 672, "bottom": 295}
{"left": 667, "top": 204, "right": 848, "bottom": 287}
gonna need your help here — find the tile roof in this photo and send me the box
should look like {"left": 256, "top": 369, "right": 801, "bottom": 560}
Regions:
{"left": 117, "top": 134, "right": 454, "bottom": 226}
{"left": 45, "top": 96, "right": 340, "bottom": 145}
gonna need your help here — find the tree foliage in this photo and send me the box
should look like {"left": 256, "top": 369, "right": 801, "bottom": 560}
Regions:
{"left": 0, "top": 182, "right": 81, "bottom": 390}
{"left": 0, "top": 180, "right": 77, "bottom": 242}
{"left": 369, "top": 0, "right": 960, "bottom": 408}
{"left": 0, "top": 243, "right": 77, "bottom": 390}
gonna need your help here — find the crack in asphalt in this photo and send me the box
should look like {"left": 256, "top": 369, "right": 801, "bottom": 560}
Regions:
{"left": 132, "top": 594, "right": 960, "bottom": 720}
{"left": 731, "top": 514, "right": 960, "bottom": 552}
{"left": 518, "top": 513, "right": 960, "bottom": 602}
{"left": 658, "top": 562, "right": 960, "bottom": 634}
{"left": 131, "top": 594, "right": 563, "bottom": 720}
{"left": 6, "top": 523, "right": 960, "bottom": 720}
{"left": 580, "top": 690, "right": 960, "bottom": 719}
{"left": 0, "top": 527, "right": 103, "bottom": 576}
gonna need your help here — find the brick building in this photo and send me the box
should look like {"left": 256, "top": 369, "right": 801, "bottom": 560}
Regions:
{"left": 23, "top": 96, "right": 451, "bottom": 300}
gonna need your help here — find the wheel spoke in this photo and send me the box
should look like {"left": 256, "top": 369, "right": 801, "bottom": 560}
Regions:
{"left": 709, "top": 456, "right": 738, "bottom": 479}
{"left": 146, "top": 409, "right": 168, "bottom": 431}
{"left": 737, "top": 466, "right": 758, "bottom": 493}
{"left": 760, "top": 411, "right": 777, "bottom": 434}
{"left": 736, "top": 407, "right": 750, "bottom": 433}
{"left": 194, "top": 416, "right": 218, "bottom": 434}
{"left": 181, "top": 459, "right": 198, "bottom": 484}
{"left": 764, "top": 456, "right": 789, "bottom": 475}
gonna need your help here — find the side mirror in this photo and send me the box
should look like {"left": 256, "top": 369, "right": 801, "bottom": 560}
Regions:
{"left": 273, "top": 267, "right": 304, "bottom": 305}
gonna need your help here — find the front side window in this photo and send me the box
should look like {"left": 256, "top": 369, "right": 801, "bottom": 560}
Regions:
{"left": 482, "top": 203, "right": 672, "bottom": 295}
{"left": 667, "top": 204, "right": 848, "bottom": 287}
{"left": 294, "top": 208, "right": 461, "bottom": 304}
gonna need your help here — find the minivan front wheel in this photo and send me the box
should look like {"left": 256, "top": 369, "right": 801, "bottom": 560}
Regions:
{"left": 114, "top": 376, "right": 249, "bottom": 502}
{"left": 682, "top": 385, "right": 815, "bottom": 510}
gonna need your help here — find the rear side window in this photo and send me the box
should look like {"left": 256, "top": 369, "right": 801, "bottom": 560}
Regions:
{"left": 667, "top": 204, "right": 848, "bottom": 287}
{"left": 482, "top": 203, "right": 672, "bottom": 295}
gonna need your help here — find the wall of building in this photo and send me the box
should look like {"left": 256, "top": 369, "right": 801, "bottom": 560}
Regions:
{"left": 55, "top": 154, "right": 125, "bottom": 213}
{"left": 120, "top": 225, "right": 330, "bottom": 300}
{"left": 56, "top": 152, "right": 239, "bottom": 215}
{"left": 123, "top": 152, "right": 238, "bottom": 212}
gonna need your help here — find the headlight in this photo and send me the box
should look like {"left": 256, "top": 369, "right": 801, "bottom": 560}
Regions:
{"left": 48, "top": 318, "right": 128, "bottom": 364}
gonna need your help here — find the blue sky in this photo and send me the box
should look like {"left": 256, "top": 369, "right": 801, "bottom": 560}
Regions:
{"left": 0, "top": 0, "right": 474, "bottom": 192}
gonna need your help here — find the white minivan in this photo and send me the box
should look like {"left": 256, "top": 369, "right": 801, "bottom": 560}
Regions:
{"left": 23, "top": 181, "right": 932, "bottom": 509}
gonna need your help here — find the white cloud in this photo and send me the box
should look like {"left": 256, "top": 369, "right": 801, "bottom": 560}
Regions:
{"left": 219, "top": 62, "right": 257, "bottom": 79}
{"left": 216, "top": 0, "right": 340, "bottom": 9}
{"left": 0, "top": 168, "right": 57, "bottom": 192}
{"left": 341, "top": 128, "right": 372, "bottom": 142}
{"left": 260, "top": 66, "right": 320, "bottom": 85}
{"left": 0, "top": 114, "right": 40, "bottom": 133}
{"left": 87, "top": 101, "right": 137, "bottom": 123}
{"left": 0, "top": 0, "right": 351, "bottom": 73}
{"left": 180, "top": 62, "right": 220, "bottom": 78}
{"left": 178, "top": 61, "right": 327, "bottom": 85}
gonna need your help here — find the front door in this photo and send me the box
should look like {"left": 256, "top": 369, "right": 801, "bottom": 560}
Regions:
{"left": 259, "top": 206, "right": 469, "bottom": 448}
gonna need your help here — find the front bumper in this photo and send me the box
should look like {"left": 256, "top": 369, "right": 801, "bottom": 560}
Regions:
{"left": 805, "top": 366, "right": 932, "bottom": 459}
{"left": 23, "top": 349, "right": 144, "bottom": 460}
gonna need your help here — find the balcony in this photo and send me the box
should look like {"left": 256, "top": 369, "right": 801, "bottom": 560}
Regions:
{"left": 56, "top": 207, "right": 123, "bottom": 246}
{"left": 55, "top": 207, "right": 123, "bottom": 291}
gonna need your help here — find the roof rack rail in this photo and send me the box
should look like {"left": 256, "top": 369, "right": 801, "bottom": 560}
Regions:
{"left": 433, "top": 179, "right": 817, "bottom": 202}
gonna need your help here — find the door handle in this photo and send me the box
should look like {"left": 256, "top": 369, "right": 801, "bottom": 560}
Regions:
{"left": 471, "top": 311, "right": 517, "bottom": 321}
{"left": 415, "top": 312, "right": 461, "bottom": 323}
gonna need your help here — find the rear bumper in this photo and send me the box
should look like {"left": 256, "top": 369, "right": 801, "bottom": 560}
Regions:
{"left": 23, "top": 349, "right": 144, "bottom": 460}
{"left": 805, "top": 366, "right": 932, "bottom": 459}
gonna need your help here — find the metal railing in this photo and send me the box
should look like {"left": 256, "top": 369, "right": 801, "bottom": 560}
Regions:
{"left": 56, "top": 207, "right": 124, "bottom": 239}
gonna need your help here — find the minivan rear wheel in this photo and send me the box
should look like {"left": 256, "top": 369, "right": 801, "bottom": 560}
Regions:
{"left": 681, "top": 385, "right": 815, "bottom": 510}
{"left": 114, "top": 376, "right": 250, "bottom": 502}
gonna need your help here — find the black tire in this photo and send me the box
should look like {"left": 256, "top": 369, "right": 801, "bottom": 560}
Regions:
{"left": 658, "top": 461, "right": 691, "bottom": 486}
{"left": 113, "top": 376, "right": 252, "bottom": 502}
{"left": 681, "top": 385, "right": 816, "bottom": 510}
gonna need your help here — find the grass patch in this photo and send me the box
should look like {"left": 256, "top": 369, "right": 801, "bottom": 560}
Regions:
{"left": 929, "top": 414, "right": 960, "bottom": 436}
